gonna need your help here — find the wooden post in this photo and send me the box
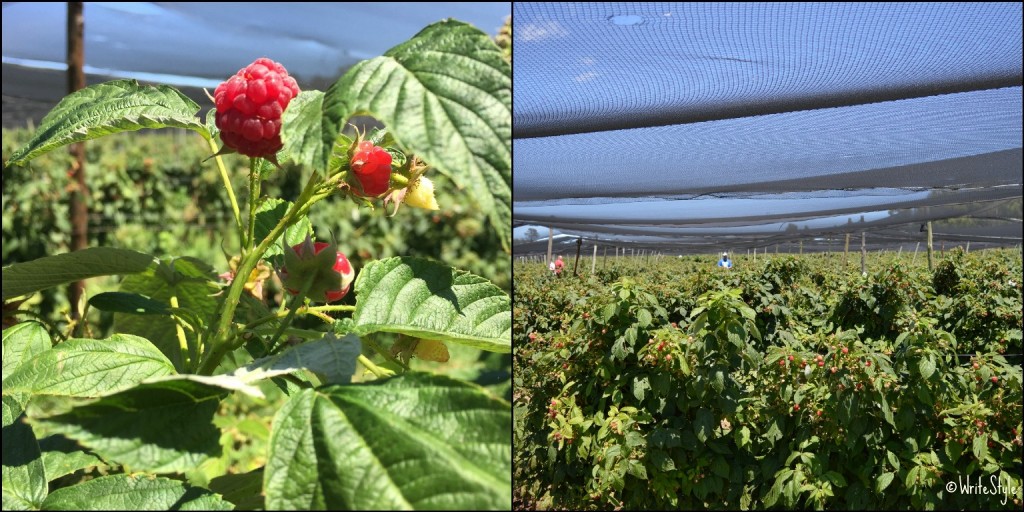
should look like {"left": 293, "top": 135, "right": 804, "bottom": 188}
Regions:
{"left": 799, "top": 239, "right": 803, "bottom": 255}
{"left": 603, "top": 245, "right": 608, "bottom": 269}
{"left": 844, "top": 233, "right": 850, "bottom": 268}
{"left": 927, "top": 221, "right": 934, "bottom": 271}
{"left": 591, "top": 243, "right": 597, "bottom": 274}
{"left": 573, "top": 237, "right": 582, "bottom": 276}
{"left": 67, "top": 2, "right": 87, "bottom": 322}
{"left": 912, "top": 241, "right": 920, "bottom": 265}
{"left": 860, "top": 232, "right": 866, "bottom": 275}
{"left": 897, "top": 245, "right": 902, "bottom": 259}
{"left": 965, "top": 241, "right": 970, "bottom": 254}
{"left": 546, "top": 226, "right": 554, "bottom": 266}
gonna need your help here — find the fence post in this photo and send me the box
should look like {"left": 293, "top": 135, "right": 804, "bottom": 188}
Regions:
{"left": 860, "top": 232, "right": 866, "bottom": 275}
{"left": 591, "top": 243, "right": 598, "bottom": 274}
{"left": 927, "top": 221, "right": 934, "bottom": 271}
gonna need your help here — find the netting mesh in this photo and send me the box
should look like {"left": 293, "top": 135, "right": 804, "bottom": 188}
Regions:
{"left": 512, "top": 2, "right": 1023, "bottom": 254}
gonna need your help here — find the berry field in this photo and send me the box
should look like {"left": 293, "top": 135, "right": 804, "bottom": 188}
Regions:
{"left": 513, "top": 248, "right": 1023, "bottom": 509}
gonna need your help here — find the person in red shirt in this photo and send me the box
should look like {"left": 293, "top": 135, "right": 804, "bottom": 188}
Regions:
{"left": 554, "top": 255, "right": 565, "bottom": 277}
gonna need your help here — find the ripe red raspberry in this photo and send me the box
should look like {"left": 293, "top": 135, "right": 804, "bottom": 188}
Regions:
{"left": 279, "top": 240, "right": 354, "bottom": 303}
{"left": 214, "top": 57, "right": 299, "bottom": 158}
{"left": 793, "top": 404, "right": 800, "bottom": 411}
{"left": 350, "top": 141, "right": 393, "bottom": 196}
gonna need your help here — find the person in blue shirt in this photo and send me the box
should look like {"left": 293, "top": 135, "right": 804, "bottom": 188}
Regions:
{"left": 717, "top": 252, "right": 732, "bottom": 269}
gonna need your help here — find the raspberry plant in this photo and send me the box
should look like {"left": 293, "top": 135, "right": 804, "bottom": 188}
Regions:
{"left": 2, "top": 20, "right": 510, "bottom": 510}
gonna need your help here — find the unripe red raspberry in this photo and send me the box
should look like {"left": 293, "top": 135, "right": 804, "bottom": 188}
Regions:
{"left": 214, "top": 58, "right": 299, "bottom": 158}
{"left": 279, "top": 237, "right": 354, "bottom": 303}
{"left": 350, "top": 141, "right": 393, "bottom": 196}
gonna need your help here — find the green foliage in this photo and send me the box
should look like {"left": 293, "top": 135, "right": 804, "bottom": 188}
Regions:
{"left": 265, "top": 373, "right": 510, "bottom": 510}
{"left": 515, "top": 249, "right": 1023, "bottom": 510}
{"left": 4, "top": 80, "right": 208, "bottom": 167}
{"left": 325, "top": 19, "right": 512, "bottom": 251}
{"left": 353, "top": 256, "right": 512, "bottom": 353}
{"left": 2, "top": 17, "right": 510, "bottom": 511}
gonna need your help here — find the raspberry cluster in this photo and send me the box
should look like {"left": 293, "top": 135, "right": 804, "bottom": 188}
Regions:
{"left": 214, "top": 58, "right": 299, "bottom": 158}
{"left": 350, "top": 141, "right": 393, "bottom": 196}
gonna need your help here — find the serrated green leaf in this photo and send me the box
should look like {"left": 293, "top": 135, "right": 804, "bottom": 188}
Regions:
{"left": 3, "top": 334, "right": 174, "bottom": 397}
{"left": 2, "top": 321, "right": 51, "bottom": 383}
{"left": 650, "top": 450, "right": 675, "bottom": 472}
{"left": 353, "top": 257, "right": 510, "bottom": 353}
{"left": 2, "top": 247, "right": 154, "bottom": 300}
{"left": 236, "top": 332, "right": 361, "bottom": 386}
{"left": 5, "top": 80, "right": 208, "bottom": 167}
{"left": 41, "top": 474, "right": 232, "bottom": 510}
{"left": 280, "top": 90, "right": 326, "bottom": 171}
{"left": 88, "top": 292, "right": 170, "bottom": 315}
{"left": 2, "top": 395, "right": 47, "bottom": 510}
{"left": 29, "top": 378, "right": 226, "bottom": 474}
{"left": 252, "top": 198, "right": 314, "bottom": 260}
{"left": 115, "top": 257, "right": 218, "bottom": 371}
{"left": 40, "top": 450, "right": 103, "bottom": 482}
{"left": 324, "top": 20, "right": 511, "bottom": 251}
{"left": 265, "top": 373, "right": 509, "bottom": 510}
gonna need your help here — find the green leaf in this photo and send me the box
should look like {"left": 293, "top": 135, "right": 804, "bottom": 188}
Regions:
{"left": 626, "top": 459, "right": 648, "bottom": 480}
{"left": 40, "top": 450, "right": 103, "bottom": 482}
{"left": 353, "top": 257, "right": 510, "bottom": 353}
{"left": 3, "top": 334, "right": 174, "bottom": 397}
{"left": 88, "top": 292, "right": 170, "bottom": 315}
{"left": 918, "top": 356, "right": 936, "bottom": 380}
{"left": 41, "top": 474, "right": 232, "bottom": 510}
{"left": 30, "top": 378, "right": 226, "bottom": 474}
{"left": 5, "top": 80, "right": 208, "bottom": 167}
{"left": 972, "top": 433, "right": 988, "bottom": 462}
{"left": 238, "top": 332, "right": 361, "bottom": 386}
{"left": 280, "top": 90, "right": 327, "bottom": 171}
{"left": 252, "top": 199, "right": 314, "bottom": 260}
{"left": 636, "top": 308, "right": 652, "bottom": 327}
{"left": 115, "top": 257, "right": 218, "bottom": 371}
{"left": 694, "top": 408, "right": 714, "bottom": 444}
{"left": 2, "top": 247, "right": 154, "bottom": 300}
{"left": 265, "top": 373, "right": 509, "bottom": 510}
{"left": 208, "top": 468, "right": 264, "bottom": 511}
{"left": 650, "top": 450, "right": 675, "bottom": 472}
{"left": 324, "top": 20, "right": 511, "bottom": 251}
{"left": 2, "top": 321, "right": 51, "bottom": 382}
{"left": 2, "top": 395, "right": 47, "bottom": 510}
{"left": 875, "top": 471, "right": 895, "bottom": 493}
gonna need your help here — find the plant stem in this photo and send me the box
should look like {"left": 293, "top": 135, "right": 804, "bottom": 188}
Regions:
{"left": 169, "top": 294, "right": 193, "bottom": 371}
{"left": 197, "top": 172, "right": 321, "bottom": 375}
{"left": 358, "top": 354, "right": 392, "bottom": 378}
{"left": 247, "top": 158, "right": 262, "bottom": 253}
{"left": 207, "top": 138, "right": 244, "bottom": 247}
{"left": 266, "top": 274, "right": 315, "bottom": 354}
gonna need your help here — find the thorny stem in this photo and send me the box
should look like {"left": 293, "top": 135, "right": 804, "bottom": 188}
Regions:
{"left": 197, "top": 171, "right": 321, "bottom": 375}
{"left": 247, "top": 158, "right": 261, "bottom": 253}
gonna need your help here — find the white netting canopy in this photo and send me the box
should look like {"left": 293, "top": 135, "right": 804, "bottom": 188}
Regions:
{"left": 512, "top": 2, "right": 1022, "bottom": 255}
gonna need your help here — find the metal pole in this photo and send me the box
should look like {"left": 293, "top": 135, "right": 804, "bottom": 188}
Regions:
{"left": 912, "top": 241, "right": 920, "bottom": 265}
{"left": 591, "top": 243, "right": 597, "bottom": 274}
